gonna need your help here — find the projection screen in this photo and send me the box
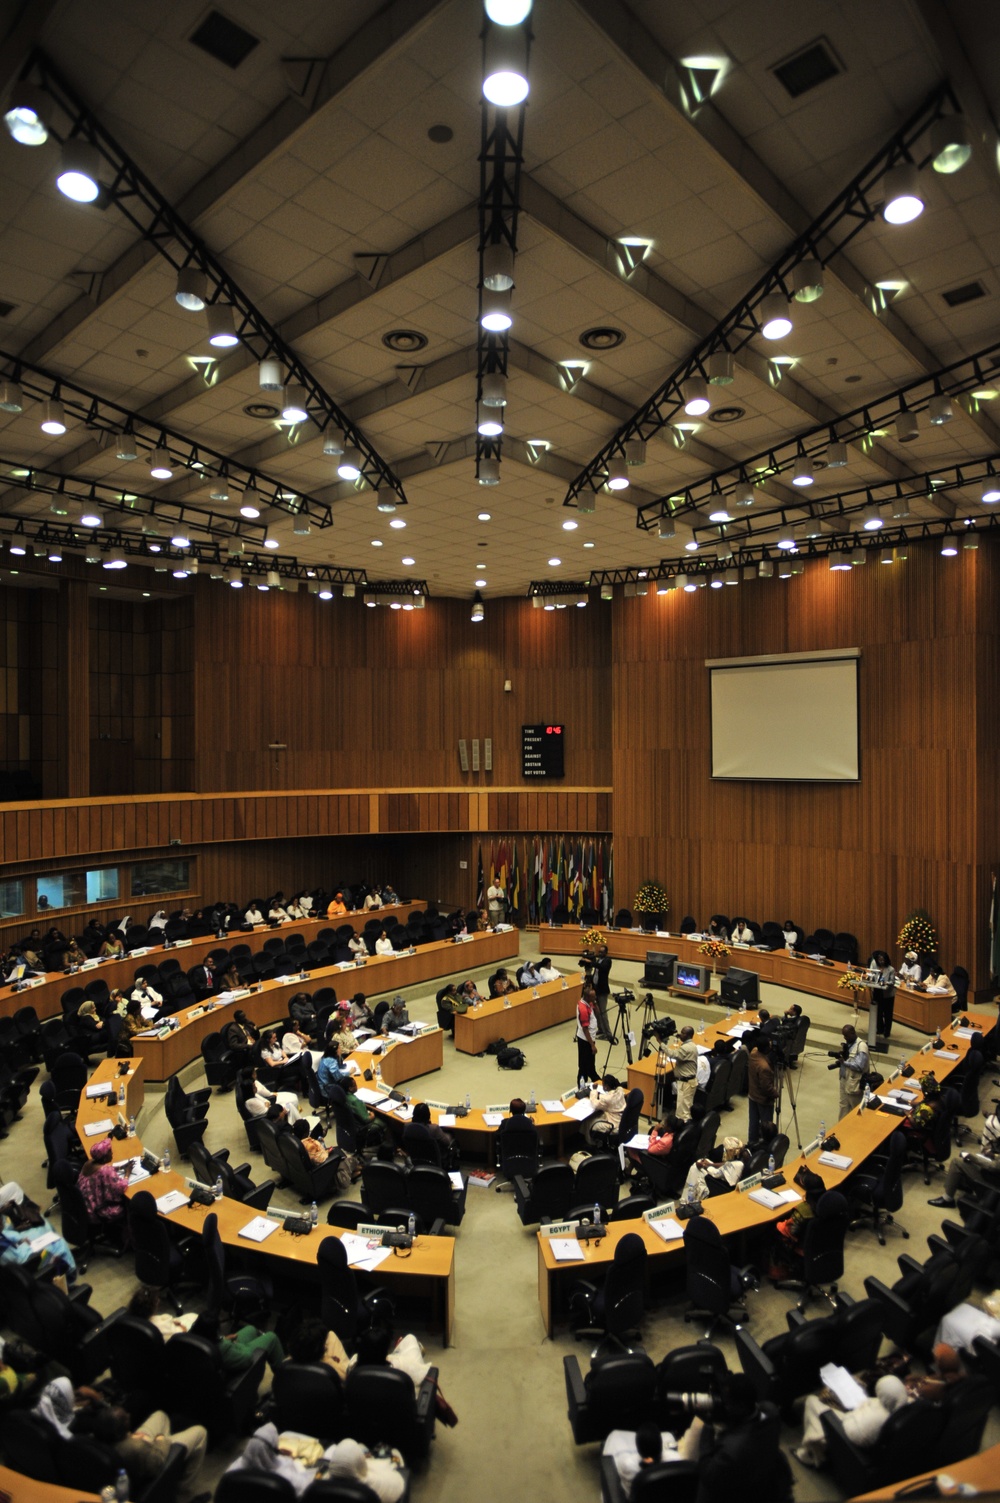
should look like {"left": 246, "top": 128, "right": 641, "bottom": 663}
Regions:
{"left": 708, "top": 651, "right": 860, "bottom": 782}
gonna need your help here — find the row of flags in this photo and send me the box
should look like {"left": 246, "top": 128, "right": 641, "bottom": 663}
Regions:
{"left": 477, "top": 837, "right": 614, "bottom": 924}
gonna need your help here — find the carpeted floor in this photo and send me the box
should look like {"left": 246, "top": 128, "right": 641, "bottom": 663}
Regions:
{"left": 4, "top": 933, "right": 997, "bottom": 1502}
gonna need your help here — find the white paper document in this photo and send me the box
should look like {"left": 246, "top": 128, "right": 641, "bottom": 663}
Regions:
{"left": 818, "top": 1151, "right": 854, "bottom": 1170}
{"left": 749, "top": 1187, "right": 800, "bottom": 1209}
{"left": 155, "top": 1190, "right": 190, "bottom": 1215}
{"left": 933, "top": 1049, "right": 960, "bottom": 1060}
{"left": 647, "top": 1217, "right": 684, "bottom": 1242}
{"left": 83, "top": 1118, "right": 114, "bottom": 1136}
{"left": 238, "top": 1216, "right": 280, "bottom": 1243}
{"left": 562, "top": 1098, "right": 595, "bottom": 1121}
{"left": 548, "top": 1238, "right": 585, "bottom": 1262}
{"left": 482, "top": 1112, "right": 504, "bottom": 1126}
{"left": 356, "top": 1087, "right": 387, "bottom": 1105}
{"left": 86, "top": 1083, "right": 115, "bottom": 1099}
{"left": 437, "top": 1114, "right": 457, "bottom": 1127}
{"left": 340, "top": 1232, "right": 393, "bottom": 1271}
{"left": 353, "top": 1038, "right": 384, "bottom": 1054}
{"left": 820, "top": 1363, "right": 868, "bottom": 1411}
{"left": 542, "top": 1100, "right": 564, "bottom": 1113}
{"left": 449, "top": 1172, "right": 464, "bottom": 1190}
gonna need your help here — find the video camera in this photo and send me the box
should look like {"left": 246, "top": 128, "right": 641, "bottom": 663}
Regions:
{"left": 660, "top": 1391, "right": 725, "bottom": 1423}
{"left": 827, "top": 1041, "right": 849, "bottom": 1071}
{"left": 612, "top": 987, "right": 635, "bottom": 1007}
{"left": 639, "top": 1015, "right": 677, "bottom": 1058}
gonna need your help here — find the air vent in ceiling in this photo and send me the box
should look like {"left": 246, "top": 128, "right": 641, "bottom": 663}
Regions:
{"left": 0, "top": 300, "right": 16, "bottom": 318}
{"left": 942, "top": 280, "right": 986, "bottom": 307}
{"left": 189, "top": 10, "right": 260, "bottom": 69}
{"left": 772, "top": 38, "right": 842, "bottom": 99}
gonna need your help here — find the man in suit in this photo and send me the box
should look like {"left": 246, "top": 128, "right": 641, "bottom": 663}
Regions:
{"left": 189, "top": 956, "right": 216, "bottom": 1000}
{"left": 592, "top": 943, "right": 613, "bottom": 1040}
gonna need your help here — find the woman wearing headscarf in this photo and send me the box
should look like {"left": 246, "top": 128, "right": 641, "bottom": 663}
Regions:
{"left": 224, "top": 1423, "right": 315, "bottom": 1494}
{"left": 898, "top": 949, "right": 922, "bottom": 985}
{"left": 0, "top": 1180, "right": 77, "bottom": 1280}
{"left": 796, "top": 1375, "right": 909, "bottom": 1467}
{"left": 148, "top": 909, "right": 168, "bottom": 937}
{"left": 32, "top": 1376, "right": 76, "bottom": 1439}
{"left": 908, "top": 1343, "right": 965, "bottom": 1401}
{"left": 70, "top": 998, "right": 109, "bottom": 1052}
{"left": 324, "top": 1438, "right": 405, "bottom": 1502}
{"left": 680, "top": 1136, "right": 748, "bottom": 1201}
{"left": 78, "top": 1139, "right": 129, "bottom": 1226}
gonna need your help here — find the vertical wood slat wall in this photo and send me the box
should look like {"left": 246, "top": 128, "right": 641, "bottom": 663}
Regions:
{"left": 1, "top": 539, "right": 997, "bottom": 982}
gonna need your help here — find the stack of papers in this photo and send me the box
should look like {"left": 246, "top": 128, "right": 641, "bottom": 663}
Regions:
{"left": 548, "top": 1238, "right": 585, "bottom": 1262}
{"left": 238, "top": 1216, "right": 280, "bottom": 1243}
{"left": 391, "top": 1103, "right": 415, "bottom": 1121}
{"left": 448, "top": 1171, "right": 464, "bottom": 1190}
{"left": 624, "top": 1133, "right": 651, "bottom": 1151}
{"left": 83, "top": 1118, "right": 114, "bottom": 1137}
{"left": 482, "top": 1112, "right": 504, "bottom": 1126}
{"left": 933, "top": 1049, "right": 960, "bottom": 1060}
{"left": 953, "top": 1027, "right": 979, "bottom": 1039}
{"left": 818, "top": 1151, "right": 853, "bottom": 1171}
{"left": 30, "top": 1230, "right": 62, "bottom": 1253}
{"left": 542, "top": 1100, "right": 564, "bottom": 1113}
{"left": 155, "top": 1190, "right": 190, "bottom": 1215}
{"left": 85, "top": 1082, "right": 115, "bottom": 1099}
{"left": 353, "top": 1038, "right": 384, "bottom": 1054}
{"left": 647, "top": 1217, "right": 684, "bottom": 1242}
{"left": 340, "top": 1232, "right": 393, "bottom": 1271}
{"left": 749, "top": 1187, "right": 801, "bottom": 1210}
{"left": 356, "top": 1087, "right": 389, "bottom": 1105}
{"left": 562, "top": 1098, "right": 594, "bottom": 1122}
{"left": 726, "top": 1023, "right": 755, "bottom": 1038}
{"left": 820, "top": 1363, "right": 867, "bottom": 1411}
{"left": 437, "top": 1113, "right": 457, "bottom": 1127}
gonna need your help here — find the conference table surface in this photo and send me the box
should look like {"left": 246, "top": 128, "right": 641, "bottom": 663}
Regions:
{"left": 119, "top": 927, "right": 518, "bottom": 1080}
{"left": 453, "top": 973, "right": 581, "bottom": 1054}
{"left": 0, "top": 901, "right": 428, "bottom": 1022}
{"left": 537, "top": 1010, "right": 993, "bottom": 1337}
{"left": 536, "top": 924, "right": 954, "bottom": 1033}
{"left": 76, "top": 1054, "right": 457, "bottom": 1345}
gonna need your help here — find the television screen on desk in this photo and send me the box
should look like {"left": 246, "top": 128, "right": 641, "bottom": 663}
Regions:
{"left": 674, "top": 961, "right": 710, "bottom": 992}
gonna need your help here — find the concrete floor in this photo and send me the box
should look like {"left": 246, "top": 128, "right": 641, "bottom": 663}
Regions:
{"left": 4, "top": 934, "right": 998, "bottom": 1502}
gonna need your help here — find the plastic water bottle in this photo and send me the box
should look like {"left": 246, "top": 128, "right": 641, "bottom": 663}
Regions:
{"left": 726, "top": 1003, "right": 731, "bottom": 1020}
{"left": 593, "top": 1200, "right": 601, "bottom": 1226}
{"left": 698, "top": 1018, "right": 705, "bottom": 1037}
{"left": 127, "top": 1114, "right": 136, "bottom": 1138}
{"left": 117, "top": 1080, "right": 125, "bottom": 1105}
{"left": 767, "top": 1152, "right": 775, "bottom": 1176}
{"left": 407, "top": 1211, "right": 416, "bottom": 1240}
{"left": 529, "top": 1088, "right": 536, "bottom": 1110}
{"left": 899, "top": 1055, "right": 907, "bottom": 1076}
{"left": 686, "top": 1181, "right": 695, "bottom": 1204}
{"left": 375, "top": 1062, "right": 383, "bottom": 1087}
{"left": 161, "top": 1148, "right": 171, "bottom": 1173}
{"left": 404, "top": 1086, "right": 411, "bottom": 1105}
{"left": 465, "top": 1092, "right": 471, "bottom": 1111}
{"left": 214, "top": 1176, "right": 223, "bottom": 1201}
{"left": 819, "top": 1120, "right": 825, "bottom": 1142}
{"left": 578, "top": 1075, "right": 585, "bottom": 1093}
{"left": 310, "top": 1201, "right": 318, "bottom": 1229}
{"left": 115, "top": 1469, "right": 129, "bottom": 1503}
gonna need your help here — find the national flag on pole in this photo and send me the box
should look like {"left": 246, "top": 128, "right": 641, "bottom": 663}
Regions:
{"left": 511, "top": 841, "right": 520, "bottom": 916}
{"left": 991, "top": 873, "right": 1000, "bottom": 982}
{"left": 476, "top": 846, "right": 485, "bottom": 909}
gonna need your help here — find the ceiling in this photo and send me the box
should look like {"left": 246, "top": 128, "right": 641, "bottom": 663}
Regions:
{"left": 0, "top": 0, "right": 998, "bottom": 599}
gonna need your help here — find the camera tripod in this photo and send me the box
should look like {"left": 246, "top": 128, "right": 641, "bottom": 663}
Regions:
{"left": 601, "top": 992, "right": 636, "bottom": 1072}
{"left": 772, "top": 1047, "right": 806, "bottom": 1152}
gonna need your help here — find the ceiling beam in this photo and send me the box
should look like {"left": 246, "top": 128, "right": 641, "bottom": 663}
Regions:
{"left": 16, "top": 0, "right": 451, "bottom": 369}
{"left": 570, "top": 0, "right": 1000, "bottom": 457}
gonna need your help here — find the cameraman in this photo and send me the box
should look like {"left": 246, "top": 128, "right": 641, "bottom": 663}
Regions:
{"left": 833, "top": 1023, "right": 869, "bottom": 1118}
{"left": 664, "top": 1026, "right": 699, "bottom": 1121}
{"left": 683, "top": 1374, "right": 781, "bottom": 1503}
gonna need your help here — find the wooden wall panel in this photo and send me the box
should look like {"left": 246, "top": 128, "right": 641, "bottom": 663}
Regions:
{"left": 190, "top": 586, "right": 611, "bottom": 792}
{"left": 612, "top": 539, "right": 995, "bottom": 983}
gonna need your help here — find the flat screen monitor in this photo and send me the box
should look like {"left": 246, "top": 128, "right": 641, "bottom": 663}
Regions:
{"left": 674, "top": 961, "right": 709, "bottom": 992}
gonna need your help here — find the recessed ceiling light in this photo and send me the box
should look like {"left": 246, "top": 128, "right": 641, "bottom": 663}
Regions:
{"left": 371, "top": 539, "right": 383, "bottom": 547}
{"left": 475, "top": 578, "right": 487, "bottom": 587}
{"left": 583, "top": 540, "right": 595, "bottom": 548}
{"left": 401, "top": 556, "right": 415, "bottom": 565}
{"left": 562, "top": 519, "right": 578, "bottom": 530}
{"left": 263, "top": 536, "right": 279, "bottom": 549}
{"left": 478, "top": 512, "right": 492, "bottom": 521}
{"left": 389, "top": 518, "right": 406, "bottom": 529}
{"left": 548, "top": 557, "right": 561, "bottom": 566}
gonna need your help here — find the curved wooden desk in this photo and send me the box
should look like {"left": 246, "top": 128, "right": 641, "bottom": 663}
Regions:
{"left": 0, "top": 901, "right": 424, "bottom": 1023}
{"left": 537, "top": 924, "right": 954, "bottom": 1034}
{"left": 453, "top": 974, "right": 581, "bottom": 1054}
{"left": 537, "top": 1011, "right": 993, "bottom": 1336}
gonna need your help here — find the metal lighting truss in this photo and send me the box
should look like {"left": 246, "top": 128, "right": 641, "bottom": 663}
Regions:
{"left": 0, "top": 351, "right": 332, "bottom": 527}
{"left": 474, "top": 19, "right": 529, "bottom": 484}
{"left": 22, "top": 48, "right": 405, "bottom": 502}
{"left": 564, "top": 83, "right": 958, "bottom": 505}
{"left": 636, "top": 339, "right": 1000, "bottom": 536}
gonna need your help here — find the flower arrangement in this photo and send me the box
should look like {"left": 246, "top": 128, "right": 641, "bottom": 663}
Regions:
{"left": 581, "top": 928, "right": 604, "bottom": 950}
{"left": 897, "top": 910, "right": 937, "bottom": 956}
{"left": 634, "top": 881, "right": 669, "bottom": 916}
{"left": 838, "top": 971, "right": 869, "bottom": 994}
{"left": 698, "top": 939, "right": 730, "bottom": 962}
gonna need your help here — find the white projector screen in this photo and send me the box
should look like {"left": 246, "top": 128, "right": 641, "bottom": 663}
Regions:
{"left": 710, "top": 656, "right": 859, "bottom": 782}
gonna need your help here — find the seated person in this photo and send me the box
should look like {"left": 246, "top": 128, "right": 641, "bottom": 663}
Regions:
{"left": 127, "top": 1285, "right": 198, "bottom": 1339}
{"left": 285, "top": 894, "right": 307, "bottom": 920}
{"left": 342, "top": 1077, "right": 377, "bottom": 1143}
{"left": 0, "top": 1182, "right": 77, "bottom": 1280}
{"left": 381, "top": 883, "right": 399, "bottom": 904}
{"left": 316, "top": 1042, "right": 354, "bottom": 1098}
{"left": 257, "top": 1028, "right": 309, "bottom": 1087}
{"left": 782, "top": 919, "right": 800, "bottom": 948}
{"left": 770, "top": 1167, "right": 825, "bottom": 1277}
{"left": 603, "top": 1422, "right": 689, "bottom": 1495}
{"left": 459, "top": 978, "right": 483, "bottom": 1007}
{"left": 325, "top": 1005, "right": 358, "bottom": 1054}
{"left": 78, "top": 1139, "right": 129, "bottom": 1226}
{"left": 680, "top": 1136, "right": 748, "bottom": 1202}
{"left": 281, "top": 1023, "right": 320, "bottom": 1069}
{"left": 121, "top": 998, "right": 147, "bottom": 1040}
{"left": 130, "top": 975, "right": 163, "bottom": 1009}
{"left": 436, "top": 982, "right": 464, "bottom": 1017}
{"left": 292, "top": 1116, "right": 333, "bottom": 1165}
{"left": 2, "top": 947, "right": 42, "bottom": 982}
{"left": 363, "top": 889, "right": 383, "bottom": 911}
{"left": 346, "top": 1318, "right": 457, "bottom": 1428}
{"left": 731, "top": 918, "right": 755, "bottom": 944}
{"left": 537, "top": 956, "right": 561, "bottom": 982}
{"left": 900, "top": 1074, "right": 942, "bottom": 1151}
{"left": 63, "top": 938, "right": 87, "bottom": 967}
{"left": 224, "top": 1010, "right": 259, "bottom": 1064}
{"left": 244, "top": 901, "right": 264, "bottom": 925}
{"left": 898, "top": 949, "right": 922, "bottom": 985}
{"left": 404, "top": 1101, "right": 454, "bottom": 1164}
{"left": 239, "top": 1067, "right": 304, "bottom": 1126}
{"left": 70, "top": 998, "right": 109, "bottom": 1051}
{"left": 796, "top": 1375, "right": 909, "bottom": 1468}
{"left": 489, "top": 967, "right": 516, "bottom": 997}
{"left": 349, "top": 991, "right": 374, "bottom": 1026}
{"left": 922, "top": 959, "right": 956, "bottom": 997}
{"left": 707, "top": 917, "right": 729, "bottom": 941}
{"left": 647, "top": 1113, "right": 679, "bottom": 1157}
{"left": 936, "top": 1292, "right": 1000, "bottom": 1354}
{"left": 267, "top": 895, "right": 288, "bottom": 922}
{"left": 907, "top": 1343, "right": 966, "bottom": 1401}
{"left": 287, "top": 1315, "right": 350, "bottom": 1379}
{"left": 326, "top": 892, "right": 348, "bottom": 919}
{"left": 147, "top": 909, "right": 168, "bottom": 936}
{"left": 100, "top": 933, "right": 124, "bottom": 960}
{"left": 519, "top": 958, "right": 544, "bottom": 987}
{"left": 90, "top": 1400, "right": 207, "bottom": 1499}
{"left": 587, "top": 1073, "right": 626, "bottom": 1142}
{"left": 929, "top": 1109, "right": 1000, "bottom": 1208}
{"left": 348, "top": 932, "right": 368, "bottom": 959}
{"left": 497, "top": 1097, "right": 536, "bottom": 1144}
{"left": 374, "top": 928, "right": 393, "bottom": 955}
{"left": 380, "top": 996, "right": 411, "bottom": 1034}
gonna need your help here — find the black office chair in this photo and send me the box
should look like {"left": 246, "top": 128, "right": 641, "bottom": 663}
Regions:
{"left": 202, "top": 1210, "right": 273, "bottom": 1319}
{"left": 513, "top": 1162, "right": 574, "bottom": 1226}
{"left": 934, "top": 1374, "right": 995, "bottom": 1466}
{"left": 494, "top": 1118, "right": 541, "bottom": 1190}
{"left": 255, "top": 1118, "right": 291, "bottom": 1182}
{"left": 563, "top": 1351, "right": 656, "bottom": 1443}
{"left": 106, "top": 1312, "right": 170, "bottom": 1408}
{"left": 201, "top": 1030, "right": 238, "bottom": 1091}
{"left": 127, "top": 1187, "right": 201, "bottom": 1311}
{"left": 683, "top": 1215, "right": 750, "bottom": 1337}
{"left": 608, "top": 1193, "right": 655, "bottom": 1221}
{"left": 302, "top": 1480, "right": 381, "bottom": 1503}
{"left": 775, "top": 1189, "right": 849, "bottom": 1309}
{"left": 53, "top": 1159, "right": 127, "bottom": 1264}
{"left": 163, "top": 1331, "right": 265, "bottom": 1439}
{"left": 327, "top": 1199, "right": 376, "bottom": 1230}
{"left": 316, "top": 1235, "right": 393, "bottom": 1347}
{"left": 613, "top": 908, "right": 632, "bottom": 928}
{"left": 849, "top": 1128, "right": 910, "bottom": 1244}
{"left": 361, "top": 1160, "right": 410, "bottom": 1215}
{"left": 278, "top": 1130, "right": 344, "bottom": 1203}
{"left": 570, "top": 1152, "right": 620, "bottom": 1218}
{"left": 164, "top": 1074, "right": 209, "bottom": 1158}
{"left": 736, "top": 1313, "right": 837, "bottom": 1408}
{"left": 407, "top": 1164, "right": 465, "bottom": 1228}
{"left": 215, "top": 1470, "right": 298, "bottom": 1503}
{"left": 827, "top": 1292, "right": 885, "bottom": 1372}
{"left": 820, "top": 1398, "right": 944, "bottom": 1497}
{"left": 344, "top": 1364, "right": 437, "bottom": 1462}
{"left": 570, "top": 1231, "right": 647, "bottom": 1354}
{"left": 270, "top": 1361, "right": 345, "bottom": 1442}
{"left": 605, "top": 1087, "right": 644, "bottom": 1156}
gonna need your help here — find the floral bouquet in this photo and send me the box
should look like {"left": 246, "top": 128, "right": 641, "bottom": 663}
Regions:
{"left": 838, "top": 971, "right": 869, "bottom": 994}
{"left": 698, "top": 939, "right": 730, "bottom": 962}
{"left": 581, "top": 928, "right": 604, "bottom": 950}
{"left": 897, "top": 910, "right": 937, "bottom": 955}
{"left": 634, "top": 881, "right": 669, "bottom": 916}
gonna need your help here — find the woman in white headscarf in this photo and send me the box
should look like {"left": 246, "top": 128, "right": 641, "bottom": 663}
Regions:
{"left": 32, "top": 1376, "right": 76, "bottom": 1439}
{"left": 224, "top": 1424, "right": 314, "bottom": 1495}
{"left": 796, "top": 1375, "right": 909, "bottom": 1467}
{"left": 323, "top": 1438, "right": 405, "bottom": 1503}
{"left": 0, "top": 1181, "right": 77, "bottom": 1280}
{"left": 148, "top": 910, "right": 168, "bottom": 936}
{"left": 681, "top": 1137, "right": 748, "bottom": 1202}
